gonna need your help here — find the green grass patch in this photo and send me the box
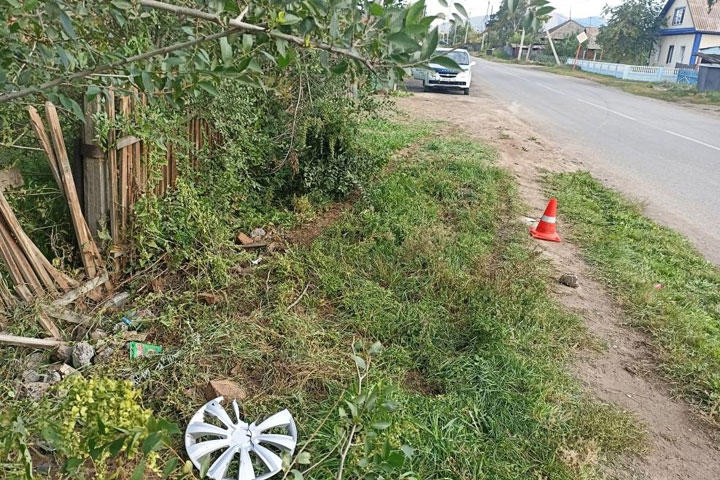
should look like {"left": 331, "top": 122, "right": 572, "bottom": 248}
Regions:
{"left": 541, "top": 65, "right": 720, "bottom": 107}
{"left": 1, "top": 122, "right": 640, "bottom": 478}
{"left": 547, "top": 171, "right": 720, "bottom": 416}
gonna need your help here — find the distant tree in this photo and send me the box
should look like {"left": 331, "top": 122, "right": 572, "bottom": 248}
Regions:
{"left": 597, "top": 0, "right": 665, "bottom": 64}
{"left": 552, "top": 34, "right": 580, "bottom": 58}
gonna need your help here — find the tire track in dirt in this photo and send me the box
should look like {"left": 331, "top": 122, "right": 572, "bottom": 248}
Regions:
{"left": 395, "top": 89, "right": 720, "bottom": 480}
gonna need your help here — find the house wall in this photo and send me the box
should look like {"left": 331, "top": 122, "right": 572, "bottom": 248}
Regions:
{"left": 664, "top": 0, "right": 693, "bottom": 29}
{"left": 651, "top": 33, "right": 697, "bottom": 66}
{"left": 700, "top": 33, "right": 720, "bottom": 48}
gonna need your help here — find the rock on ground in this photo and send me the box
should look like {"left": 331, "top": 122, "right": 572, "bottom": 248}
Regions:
{"left": 559, "top": 273, "right": 579, "bottom": 288}
{"left": 72, "top": 342, "right": 95, "bottom": 368}
{"left": 205, "top": 379, "right": 248, "bottom": 402}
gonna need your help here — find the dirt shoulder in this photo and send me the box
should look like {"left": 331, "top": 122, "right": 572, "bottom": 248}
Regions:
{"left": 394, "top": 90, "right": 720, "bottom": 479}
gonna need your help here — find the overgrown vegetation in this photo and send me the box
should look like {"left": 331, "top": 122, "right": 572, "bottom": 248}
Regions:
{"left": 541, "top": 65, "right": 720, "bottom": 106}
{"left": 1, "top": 121, "right": 642, "bottom": 477}
{"left": 548, "top": 172, "right": 720, "bottom": 417}
{"left": 596, "top": 0, "right": 665, "bottom": 65}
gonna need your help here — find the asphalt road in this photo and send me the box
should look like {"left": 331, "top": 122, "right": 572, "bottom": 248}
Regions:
{"left": 466, "top": 57, "right": 720, "bottom": 264}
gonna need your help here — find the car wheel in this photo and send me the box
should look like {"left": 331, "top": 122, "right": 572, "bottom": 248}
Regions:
{"left": 463, "top": 88, "right": 470, "bottom": 96}
{"left": 423, "top": 83, "right": 431, "bottom": 92}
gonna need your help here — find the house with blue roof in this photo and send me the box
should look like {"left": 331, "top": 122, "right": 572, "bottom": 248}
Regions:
{"left": 650, "top": 0, "right": 720, "bottom": 66}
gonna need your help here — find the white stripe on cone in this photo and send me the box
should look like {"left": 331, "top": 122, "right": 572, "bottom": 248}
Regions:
{"left": 540, "top": 215, "right": 556, "bottom": 224}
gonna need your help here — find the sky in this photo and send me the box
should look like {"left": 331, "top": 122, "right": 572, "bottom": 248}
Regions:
{"left": 425, "top": 0, "right": 625, "bottom": 19}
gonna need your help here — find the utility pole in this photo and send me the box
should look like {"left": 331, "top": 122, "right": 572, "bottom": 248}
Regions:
{"left": 546, "top": 26, "right": 561, "bottom": 65}
{"left": 464, "top": 20, "right": 470, "bottom": 44}
{"left": 517, "top": 29, "right": 525, "bottom": 60}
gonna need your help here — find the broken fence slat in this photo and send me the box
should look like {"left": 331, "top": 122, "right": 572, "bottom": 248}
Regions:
{"left": 0, "top": 333, "right": 64, "bottom": 349}
{"left": 115, "top": 135, "right": 141, "bottom": 150}
{"left": 38, "top": 313, "right": 62, "bottom": 340}
{"left": 44, "top": 304, "right": 94, "bottom": 325}
{"left": 53, "top": 272, "right": 109, "bottom": 307}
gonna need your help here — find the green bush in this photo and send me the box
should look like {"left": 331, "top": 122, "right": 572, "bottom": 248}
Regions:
{"left": 0, "top": 376, "right": 180, "bottom": 479}
{"left": 493, "top": 49, "right": 511, "bottom": 59}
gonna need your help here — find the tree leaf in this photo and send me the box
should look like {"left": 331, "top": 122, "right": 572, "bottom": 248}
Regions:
{"left": 220, "top": 37, "right": 232, "bottom": 63}
{"left": 371, "top": 420, "right": 391, "bottom": 430}
{"left": 58, "top": 10, "right": 76, "bottom": 39}
{"left": 454, "top": 3, "right": 469, "bottom": 18}
{"left": 438, "top": 0, "right": 448, "bottom": 7}
{"left": 141, "top": 71, "right": 155, "bottom": 94}
{"left": 332, "top": 60, "right": 348, "bottom": 74}
{"left": 141, "top": 432, "right": 162, "bottom": 455}
{"left": 162, "top": 458, "right": 178, "bottom": 479}
{"left": 198, "top": 81, "right": 219, "bottom": 96}
{"left": 368, "top": 341, "right": 384, "bottom": 355}
{"left": 421, "top": 27, "right": 439, "bottom": 60}
{"left": 111, "top": 0, "right": 133, "bottom": 9}
{"left": 131, "top": 458, "right": 146, "bottom": 480}
{"left": 242, "top": 34, "right": 254, "bottom": 52}
{"left": 351, "top": 354, "right": 366, "bottom": 370}
{"left": 406, "top": 0, "right": 426, "bottom": 25}
{"left": 59, "top": 95, "right": 84, "bottom": 122}
{"left": 401, "top": 444, "right": 415, "bottom": 458}
{"left": 388, "top": 32, "right": 420, "bottom": 52}
{"left": 85, "top": 85, "right": 101, "bottom": 102}
{"left": 297, "top": 451, "right": 311, "bottom": 464}
{"left": 430, "top": 55, "right": 461, "bottom": 70}
{"left": 535, "top": 6, "right": 554, "bottom": 17}
{"left": 369, "top": 3, "right": 384, "bottom": 16}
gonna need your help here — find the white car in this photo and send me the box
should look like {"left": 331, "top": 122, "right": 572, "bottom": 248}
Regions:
{"left": 413, "top": 48, "right": 475, "bottom": 95}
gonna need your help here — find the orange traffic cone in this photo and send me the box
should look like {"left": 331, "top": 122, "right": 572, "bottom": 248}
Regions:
{"left": 530, "top": 198, "right": 561, "bottom": 242}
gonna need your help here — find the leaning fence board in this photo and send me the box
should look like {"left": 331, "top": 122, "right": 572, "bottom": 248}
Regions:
{"left": 0, "top": 222, "right": 32, "bottom": 301}
{"left": 27, "top": 107, "right": 63, "bottom": 188}
{"left": 0, "top": 192, "right": 57, "bottom": 293}
{"left": 0, "top": 217, "right": 43, "bottom": 296}
{"left": 44, "top": 102, "right": 103, "bottom": 279}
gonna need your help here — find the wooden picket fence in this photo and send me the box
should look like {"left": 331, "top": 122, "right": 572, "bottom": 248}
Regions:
{"left": 83, "top": 90, "right": 212, "bottom": 254}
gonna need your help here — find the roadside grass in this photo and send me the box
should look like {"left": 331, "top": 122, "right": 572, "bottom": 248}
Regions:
{"left": 0, "top": 120, "right": 641, "bottom": 478}
{"left": 541, "top": 65, "right": 720, "bottom": 107}
{"left": 547, "top": 172, "right": 720, "bottom": 418}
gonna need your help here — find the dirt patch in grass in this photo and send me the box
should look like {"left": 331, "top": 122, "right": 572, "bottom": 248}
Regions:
{"left": 402, "top": 370, "right": 445, "bottom": 396}
{"left": 287, "top": 200, "right": 354, "bottom": 247}
{"left": 395, "top": 90, "right": 720, "bottom": 479}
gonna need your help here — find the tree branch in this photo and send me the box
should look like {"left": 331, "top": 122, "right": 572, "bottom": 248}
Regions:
{"left": 0, "top": 28, "right": 240, "bottom": 104}
{"left": 140, "top": 0, "right": 377, "bottom": 71}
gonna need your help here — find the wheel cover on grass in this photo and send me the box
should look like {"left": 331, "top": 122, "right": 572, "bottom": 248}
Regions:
{"left": 185, "top": 397, "right": 297, "bottom": 480}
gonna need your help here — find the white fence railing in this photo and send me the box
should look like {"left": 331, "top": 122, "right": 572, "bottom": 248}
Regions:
{"left": 565, "top": 59, "right": 698, "bottom": 84}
